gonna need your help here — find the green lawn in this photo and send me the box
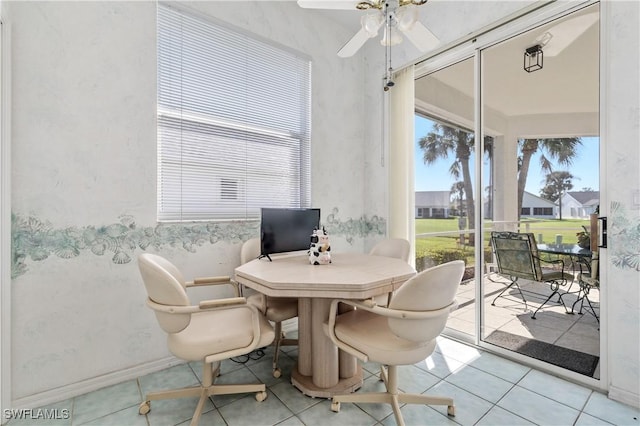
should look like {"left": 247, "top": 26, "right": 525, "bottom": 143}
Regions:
{"left": 416, "top": 217, "right": 590, "bottom": 241}
{"left": 415, "top": 217, "right": 591, "bottom": 270}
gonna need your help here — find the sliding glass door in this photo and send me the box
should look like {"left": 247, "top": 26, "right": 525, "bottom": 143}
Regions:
{"left": 413, "top": 3, "right": 601, "bottom": 381}
{"left": 414, "top": 57, "right": 480, "bottom": 340}
{"left": 480, "top": 3, "right": 600, "bottom": 380}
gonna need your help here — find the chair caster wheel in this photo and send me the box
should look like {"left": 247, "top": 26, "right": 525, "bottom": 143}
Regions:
{"left": 256, "top": 391, "right": 267, "bottom": 402}
{"left": 272, "top": 368, "right": 282, "bottom": 378}
{"left": 447, "top": 405, "right": 455, "bottom": 417}
{"left": 331, "top": 400, "right": 340, "bottom": 412}
{"left": 138, "top": 401, "right": 150, "bottom": 415}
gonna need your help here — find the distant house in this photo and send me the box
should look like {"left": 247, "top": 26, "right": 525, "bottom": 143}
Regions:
{"left": 520, "top": 192, "right": 557, "bottom": 219}
{"left": 415, "top": 191, "right": 452, "bottom": 218}
{"left": 482, "top": 191, "right": 557, "bottom": 219}
{"left": 560, "top": 191, "right": 599, "bottom": 218}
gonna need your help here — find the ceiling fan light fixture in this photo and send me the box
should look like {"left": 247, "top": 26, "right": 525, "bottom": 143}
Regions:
{"left": 306, "top": 0, "right": 438, "bottom": 58}
{"left": 361, "top": 13, "right": 384, "bottom": 37}
{"left": 395, "top": 4, "right": 419, "bottom": 31}
{"left": 381, "top": 26, "right": 403, "bottom": 47}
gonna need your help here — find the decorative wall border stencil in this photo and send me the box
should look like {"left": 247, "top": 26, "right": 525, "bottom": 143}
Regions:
{"left": 324, "top": 207, "right": 386, "bottom": 244}
{"left": 11, "top": 214, "right": 258, "bottom": 279}
{"left": 11, "top": 209, "right": 387, "bottom": 278}
{"left": 610, "top": 201, "right": 640, "bottom": 271}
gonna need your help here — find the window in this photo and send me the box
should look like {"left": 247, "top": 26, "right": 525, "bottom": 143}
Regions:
{"left": 533, "top": 207, "right": 553, "bottom": 215}
{"left": 432, "top": 208, "right": 445, "bottom": 218}
{"left": 157, "top": 5, "right": 311, "bottom": 221}
{"left": 521, "top": 207, "right": 531, "bottom": 215}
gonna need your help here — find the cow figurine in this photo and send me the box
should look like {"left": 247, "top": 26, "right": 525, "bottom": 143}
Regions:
{"left": 309, "top": 227, "right": 331, "bottom": 265}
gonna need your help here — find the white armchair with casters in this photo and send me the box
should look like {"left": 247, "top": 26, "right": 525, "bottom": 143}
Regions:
{"left": 137, "top": 253, "right": 275, "bottom": 426}
{"left": 323, "top": 260, "right": 465, "bottom": 426}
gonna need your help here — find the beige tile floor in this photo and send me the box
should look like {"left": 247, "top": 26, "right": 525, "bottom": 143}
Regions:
{"left": 6, "top": 333, "right": 637, "bottom": 426}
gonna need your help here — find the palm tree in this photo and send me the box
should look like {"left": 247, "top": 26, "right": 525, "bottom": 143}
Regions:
{"left": 418, "top": 122, "right": 492, "bottom": 244}
{"left": 517, "top": 138, "right": 582, "bottom": 219}
{"left": 450, "top": 181, "right": 465, "bottom": 212}
{"left": 419, "top": 124, "right": 474, "bottom": 233}
{"left": 540, "top": 170, "right": 576, "bottom": 220}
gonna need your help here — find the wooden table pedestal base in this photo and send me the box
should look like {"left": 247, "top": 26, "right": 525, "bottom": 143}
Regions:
{"left": 291, "top": 365, "right": 363, "bottom": 399}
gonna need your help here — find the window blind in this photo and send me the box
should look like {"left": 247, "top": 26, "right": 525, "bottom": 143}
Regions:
{"left": 157, "top": 5, "right": 312, "bottom": 221}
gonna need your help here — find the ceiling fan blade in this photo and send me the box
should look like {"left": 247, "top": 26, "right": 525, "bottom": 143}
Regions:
{"left": 338, "top": 27, "right": 370, "bottom": 58}
{"left": 297, "top": 0, "right": 359, "bottom": 10}
{"left": 401, "top": 21, "right": 439, "bottom": 52}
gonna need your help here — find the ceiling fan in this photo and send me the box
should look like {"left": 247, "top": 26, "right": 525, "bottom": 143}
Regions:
{"left": 297, "top": 0, "right": 440, "bottom": 58}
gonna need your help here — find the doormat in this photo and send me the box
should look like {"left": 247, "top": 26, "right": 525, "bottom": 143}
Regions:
{"left": 485, "top": 330, "right": 599, "bottom": 377}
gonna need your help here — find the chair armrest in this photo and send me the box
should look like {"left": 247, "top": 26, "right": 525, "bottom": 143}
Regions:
{"left": 146, "top": 296, "right": 247, "bottom": 314}
{"left": 535, "top": 255, "right": 569, "bottom": 276}
{"left": 199, "top": 297, "right": 246, "bottom": 310}
{"left": 185, "top": 275, "right": 240, "bottom": 297}
{"left": 187, "top": 275, "right": 231, "bottom": 286}
{"left": 332, "top": 298, "right": 456, "bottom": 320}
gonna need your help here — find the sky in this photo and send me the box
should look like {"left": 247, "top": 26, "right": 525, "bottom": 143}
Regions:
{"left": 414, "top": 115, "right": 600, "bottom": 195}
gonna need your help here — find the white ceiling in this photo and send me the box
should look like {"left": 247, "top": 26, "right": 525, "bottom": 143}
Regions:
{"left": 421, "top": 4, "right": 599, "bottom": 118}
{"left": 300, "top": 1, "right": 599, "bottom": 121}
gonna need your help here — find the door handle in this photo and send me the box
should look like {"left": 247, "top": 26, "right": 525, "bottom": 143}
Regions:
{"left": 598, "top": 216, "right": 607, "bottom": 248}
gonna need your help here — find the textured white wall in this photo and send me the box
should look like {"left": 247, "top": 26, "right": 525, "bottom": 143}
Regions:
{"left": 8, "top": 0, "right": 375, "bottom": 401}
{"left": 10, "top": 1, "right": 161, "bottom": 400}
